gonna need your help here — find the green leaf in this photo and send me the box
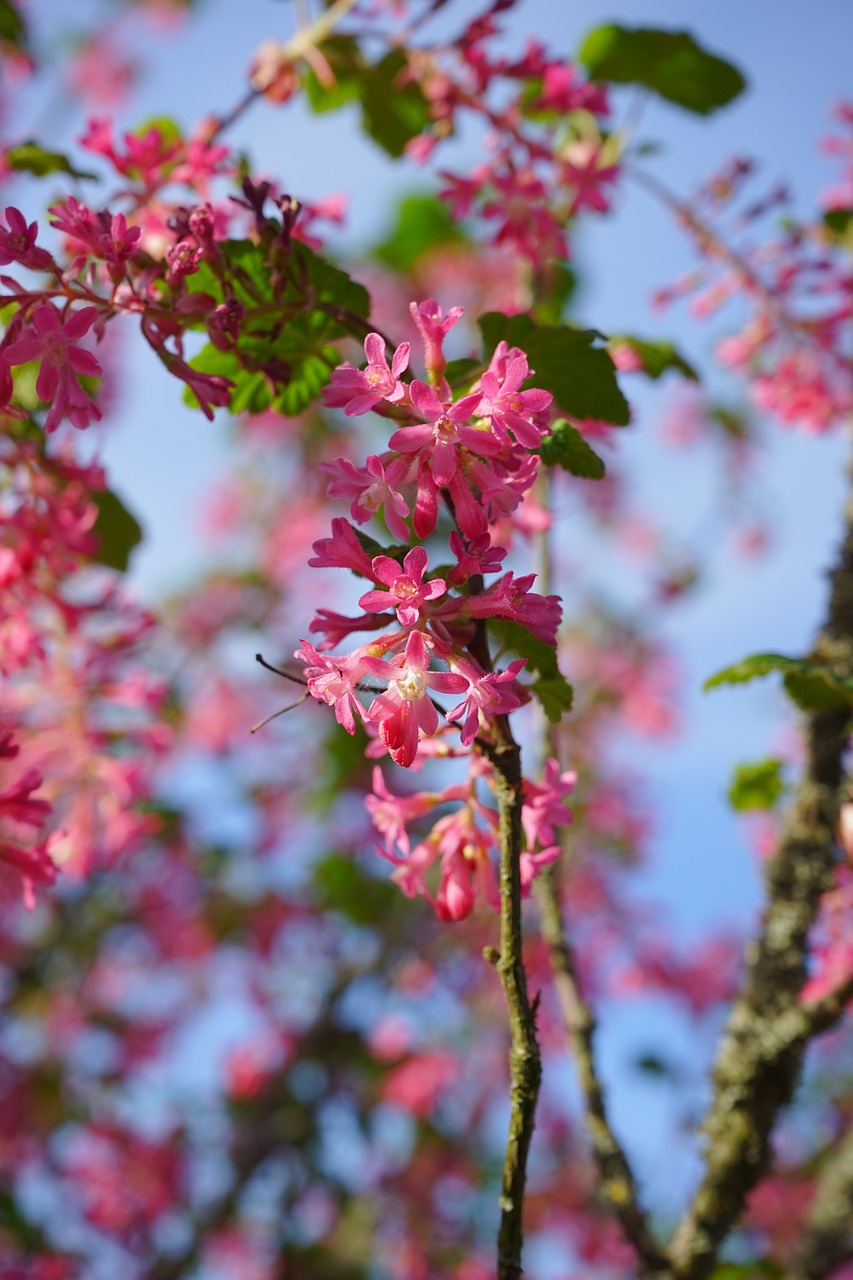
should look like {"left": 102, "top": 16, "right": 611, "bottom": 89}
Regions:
{"left": 538, "top": 420, "right": 606, "bottom": 480}
{"left": 91, "top": 488, "right": 144, "bottom": 573}
{"left": 530, "top": 674, "right": 575, "bottom": 724}
{"left": 6, "top": 140, "right": 96, "bottom": 181}
{"left": 579, "top": 25, "right": 746, "bottom": 116}
{"left": 704, "top": 652, "right": 853, "bottom": 712}
{"left": 727, "top": 759, "right": 786, "bottom": 812}
{"left": 359, "top": 50, "right": 432, "bottom": 158}
{"left": 373, "top": 193, "right": 466, "bottom": 273}
{"left": 184, "top": 240, "right": 370, "bottom": 417}
{"left": 611, "top": 335, "right": 698, "bottom": 381}
{"left": 478, "top": 313, "right": 630, "bottom": 425}
{"left": 489, "top": 619, "right": 574, "bottom": 725}
{"left": 0, "top": 1, "right": 27, "bottom": 54}
{"left": 302, "top": 37, "right": 363, "bottom": 113}
{"left": 444, "top": 357, "right": 482, "bottom": 387}
{"left": 709, "top": 1263, "right": 783, "bottom": 1280}
{"left": 130, "top": 115, "right": 182, "bottom": 147}
{"left": 313, "top": 853, "right": 398, "bottom": 925}
{"left": 533, "top": 262, "right": 578, "bottom": 325}
{"left": 824, "top": 207, "right": 853, "bottom": 253}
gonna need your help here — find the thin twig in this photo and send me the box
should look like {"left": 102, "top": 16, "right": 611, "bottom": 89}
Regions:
{"left": 536, "top": 865, "right": 669, "bottom": 1276}
{"left": 482, "top": 724, "right": 543, "bottom": 1280}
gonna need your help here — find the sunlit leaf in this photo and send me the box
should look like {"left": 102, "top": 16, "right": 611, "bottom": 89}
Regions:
{"left": 579, "top": 25, "right": 746, "bottom": 116}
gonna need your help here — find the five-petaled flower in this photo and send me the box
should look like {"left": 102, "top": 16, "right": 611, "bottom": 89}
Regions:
{"left": 4, "top": 303, "right": 102, "bottom": 433}
{"left": 359, "top": 547, "right": 447, "bottom": 627}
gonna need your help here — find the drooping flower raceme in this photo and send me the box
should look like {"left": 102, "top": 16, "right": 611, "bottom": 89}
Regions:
{"left": 289, "top": 300, "right": 573, "bottom": 920}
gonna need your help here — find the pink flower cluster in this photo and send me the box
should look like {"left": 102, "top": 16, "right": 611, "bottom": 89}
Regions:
{"left": 0, "top": 728, "right": 56, "bottom": 907}
{"left": 306, "top": 300, "right": 561, "bottom": 770}
{"left": 367, "top": 756, "right": 575, "bottom": 923}
{"left": 1, "top": 437, "right": 171, "bottom": 898}
{"left": 292, "top": 299, "right": 570, "bottom": 919}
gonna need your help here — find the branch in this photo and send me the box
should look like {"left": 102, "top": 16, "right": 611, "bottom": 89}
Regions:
{"left": 482, "top": 724, "right": 543, "bottom": 1280}
{"left": 667, "top": 441, "right": 853, "bottom": 1280}
{"left": 535, "top": 864, "right": 668, "bottom": 1277}
{"left": 790, "top": 1124, "right": 853, "bottom": 1280}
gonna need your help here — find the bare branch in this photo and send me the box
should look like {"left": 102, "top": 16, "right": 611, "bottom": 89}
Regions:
{"left": 668, "top": 441, "right": 853, "bottom": 1280}
{"left": 536, "top": 864, "right": 668, "bottom": 1278}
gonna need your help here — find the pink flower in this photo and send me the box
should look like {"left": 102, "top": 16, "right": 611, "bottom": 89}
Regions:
{"left": 319, "top": 453, "right": 411, "bottom": 541}
{"left": 531, "top": 62, "right": 609, "bottom": 117}
{"left": 322, "top": 332, "right": 410, "bottom": 415}
{"left": 478, "top": 348, "right": 553, "bottom": 448}
{"left": 445, "top": 657, "right": 528, "bottom": 746}
{"left": 157, "top": 350, "right": 233, "bottom": 420}
{"left": 521, "top": 758, "right": 576, "bottom": 849}
{"left": 447, "top": 531, "right": 508, "bottom": 585}
{"left": 409, "top": 298, "right": 464, "bottom": 378}
{"left": 4, "top": 303, "right": 102, "bottom": 433}
{"left": 388, "top": 382, "right": 489, "bottom": 487}
{"left": 358, "top": 546, "right": 447, "bottom": 626}
{"left": 50, "top": 198, "right": 141, "bottom": 279}
{"left": 361, "top": 630, "right": 466, "bottom": 768}
{"left": 308, "top": 517, "right": 376, "bottom": 577}
{"left": 462, "top": 571, "right": 562, "bottom": 645}
{"left": 308, "top": 607, "right": 389, "bottom": 649}
{"left": 294, "top": 638, "right": 370, "bottom": 734}
{"left": 561, "top": 139, "right": 620, "bottom": 215}
{"left": 0, "top": 206, "right": 54, "bottom": 271}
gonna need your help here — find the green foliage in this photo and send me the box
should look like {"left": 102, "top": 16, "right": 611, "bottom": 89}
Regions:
{"left": 611, "top": 335, "right": 699, "bottom": 380}
{"left": 533, "top": 262, "right": 579, "bottom": 325}
{"left": 313, "top": 853, "right": 398, "bottom": 925}
{"left": 302, "top": 37, "right": 364, "bottom": 113}
{"left": 704, "top": 652, "right": 853, "bottom": 712}
{"left": 303, "top": 43, "right": 431, "bottom": 157}
{"left": 444, "top": 356, "right": 482, "bottom": 387}
{"left": 373, "top": 193, "right": 467, "bottom": 273}
{"left": 824, "top": 207, "right": 853, "bottom": 253}
{"left": 579, "top": 25, "right": 746, "bottom": 116}
{"left": 0, "top": 0, "right": 27, "bottom": 54}
{"left": 5, "top": 139, "right": 96, "bottom": 181}
{"left": 490, "top": 619, "right": 574, "bottom": 725}
{"left": 91, "top": 488, "right": 144, "bottom": 573}
{"left": 537, "top": 420, "right": 606, "bottom": 480}
{"left": 130, "top": 114, "right": 183, "bottom": 146}
{"left": 709, "top": 1264, "right": 783, "bottom": 1280}
{"left": 478, "top": 312, "right": 630, "bottom": 425}
{"left": 727, "top": 759, "right": 786, "bottom": 812}
{"left": 185, "top": 239, "right": 370, "bottom": 417}
{"left": 359, "top": 50, "right": 432, "bottom": 158}
{"left": 312, "top": 720, "right": 373, "bottom": 808}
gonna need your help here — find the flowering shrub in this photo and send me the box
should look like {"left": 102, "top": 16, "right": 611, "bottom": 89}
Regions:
{"left": 0, "top": 3, "right": 852, "bottom": 1280}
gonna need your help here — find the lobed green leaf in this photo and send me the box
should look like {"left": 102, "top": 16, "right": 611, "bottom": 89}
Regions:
{"left": 489, "top": 619, "right": 574, "bottom": 724}
{"left": 478, "top": 312, "right": 630, "bottom": 425}
{"left": 704, "top": 652, "right": 853, "bottom": 712}
{"left": 537, "top": 420, "right": 606, "bottom": 480}
{"left": 579, "top": 24, "right": 746, "bottom": 116}
{"left": 359, "top": 50, "right": 432, "bottom": 158}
